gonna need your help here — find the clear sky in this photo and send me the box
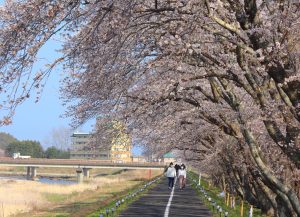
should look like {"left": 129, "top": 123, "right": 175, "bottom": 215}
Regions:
{"left": 0, "top": 0, "right": 142, "bottom": 155}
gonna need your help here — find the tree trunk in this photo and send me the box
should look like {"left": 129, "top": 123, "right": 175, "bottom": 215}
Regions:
{"left": 243, "top": 128, "right": 300, "bottom": 216}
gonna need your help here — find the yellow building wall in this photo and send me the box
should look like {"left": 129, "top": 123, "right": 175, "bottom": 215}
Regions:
{"left": 110, "top": 121, "right": 132, "bottom": 163}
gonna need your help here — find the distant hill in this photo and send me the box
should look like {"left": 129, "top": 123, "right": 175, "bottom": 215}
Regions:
{"left": 0, "top": 132, "right": 18, "bottom": 149}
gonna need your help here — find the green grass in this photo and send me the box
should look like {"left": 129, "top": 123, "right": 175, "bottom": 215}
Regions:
{"left": 43, "top": 192, "right": 79, "bottom": 203}
{"left": 43, "top": 193, "right": 68, "bottom": 203}
{"left": 188, "top": 171, "right": 265, "bottom": 217}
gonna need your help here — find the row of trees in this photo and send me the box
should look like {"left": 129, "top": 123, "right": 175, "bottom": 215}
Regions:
{"left": 0, "top": 132, "right": 18, "bottom": 150}
{"left": 5, "top": 141, "right": 70, "bottom": 159}
{"left": 0, "top": 0, "right": 299, "bottom": 216}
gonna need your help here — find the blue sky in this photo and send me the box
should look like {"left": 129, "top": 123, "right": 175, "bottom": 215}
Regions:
{"left": 0, "top": 1, "right": 142, "bottom": 155}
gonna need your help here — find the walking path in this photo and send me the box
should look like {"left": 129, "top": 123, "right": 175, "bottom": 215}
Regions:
{"left": 119, "top": 178, "right": 212, "bottom": 217}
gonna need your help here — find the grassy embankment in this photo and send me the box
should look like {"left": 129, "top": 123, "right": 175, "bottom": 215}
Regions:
{"left": 0, "top": 166, "right": 163, "bottom": 217}
{"left": 189, "top": 171, "right": 266, "bottom": 217}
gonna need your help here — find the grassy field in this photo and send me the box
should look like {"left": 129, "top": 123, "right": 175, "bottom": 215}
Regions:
{"left": 0, "top": 168, "right": 163, "bottom": 217}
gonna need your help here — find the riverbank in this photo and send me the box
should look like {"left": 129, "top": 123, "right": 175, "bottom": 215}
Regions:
{"left": 0, "top": 168, "right": 162, "bottom": 217}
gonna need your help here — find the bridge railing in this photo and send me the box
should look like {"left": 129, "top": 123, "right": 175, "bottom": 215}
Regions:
{"left": 0, "top": 157, "right": 166, "bottom": 168}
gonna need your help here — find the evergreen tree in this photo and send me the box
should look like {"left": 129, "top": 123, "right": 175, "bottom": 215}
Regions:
{"left": 5, "top": 140, "right": 44, "bottom": 158}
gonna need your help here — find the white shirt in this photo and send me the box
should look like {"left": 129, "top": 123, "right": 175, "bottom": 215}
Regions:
{"left": 166, "top": 167, "right": 176, "bottom": 178}
{"left": 178, "top": 169, "right": 186, "bottom": 178}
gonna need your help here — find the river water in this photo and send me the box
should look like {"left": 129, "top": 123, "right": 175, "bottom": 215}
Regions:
{"left": 0, "top": 175, "right": 77, "bottom": 185}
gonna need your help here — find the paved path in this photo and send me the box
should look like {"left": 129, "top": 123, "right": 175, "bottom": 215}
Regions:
{"left": 119, "top": 178, "right": 212, "bottom": 217}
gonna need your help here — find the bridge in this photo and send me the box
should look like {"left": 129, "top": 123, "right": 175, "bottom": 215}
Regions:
{"left": 0, "top": 157, "right": 165, "bottom": 182}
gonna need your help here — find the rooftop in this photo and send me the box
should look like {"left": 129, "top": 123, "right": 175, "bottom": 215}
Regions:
{"left": 71, "top": 132, "right": 90, "bottom": 136}
{"left": 163, "top": 152, "right": 175, "bottom": 158}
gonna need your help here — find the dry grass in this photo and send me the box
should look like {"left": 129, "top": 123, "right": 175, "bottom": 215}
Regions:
{"left": 0, "top": 166, "right": 12, "bottom": 171}
{"left": 0, "top": 166, "right": 23, "bottom": 172}
{"left": 0, "top": 169, "right": 163, "bottom": 217}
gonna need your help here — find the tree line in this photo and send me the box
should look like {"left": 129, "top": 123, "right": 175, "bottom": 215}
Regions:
{"left": 0, "top": 1, "right": 299, "bottom": 216}
{"left": 5, "top": 140, "right": 70, "bottom": 159}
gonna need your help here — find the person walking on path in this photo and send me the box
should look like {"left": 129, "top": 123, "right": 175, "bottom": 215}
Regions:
{"left": 175, "top": 164, "right": 180, "bottom": 177}
{"left": 178, "top": 164, "right": 187, "bottom": 190}
{"left": 166, "top": 162, "right": 176, "bottom": 189}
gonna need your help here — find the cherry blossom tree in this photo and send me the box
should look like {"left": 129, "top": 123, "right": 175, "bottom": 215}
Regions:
{"left": 0, "top": 0, "right": 299, "bottom": 216}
